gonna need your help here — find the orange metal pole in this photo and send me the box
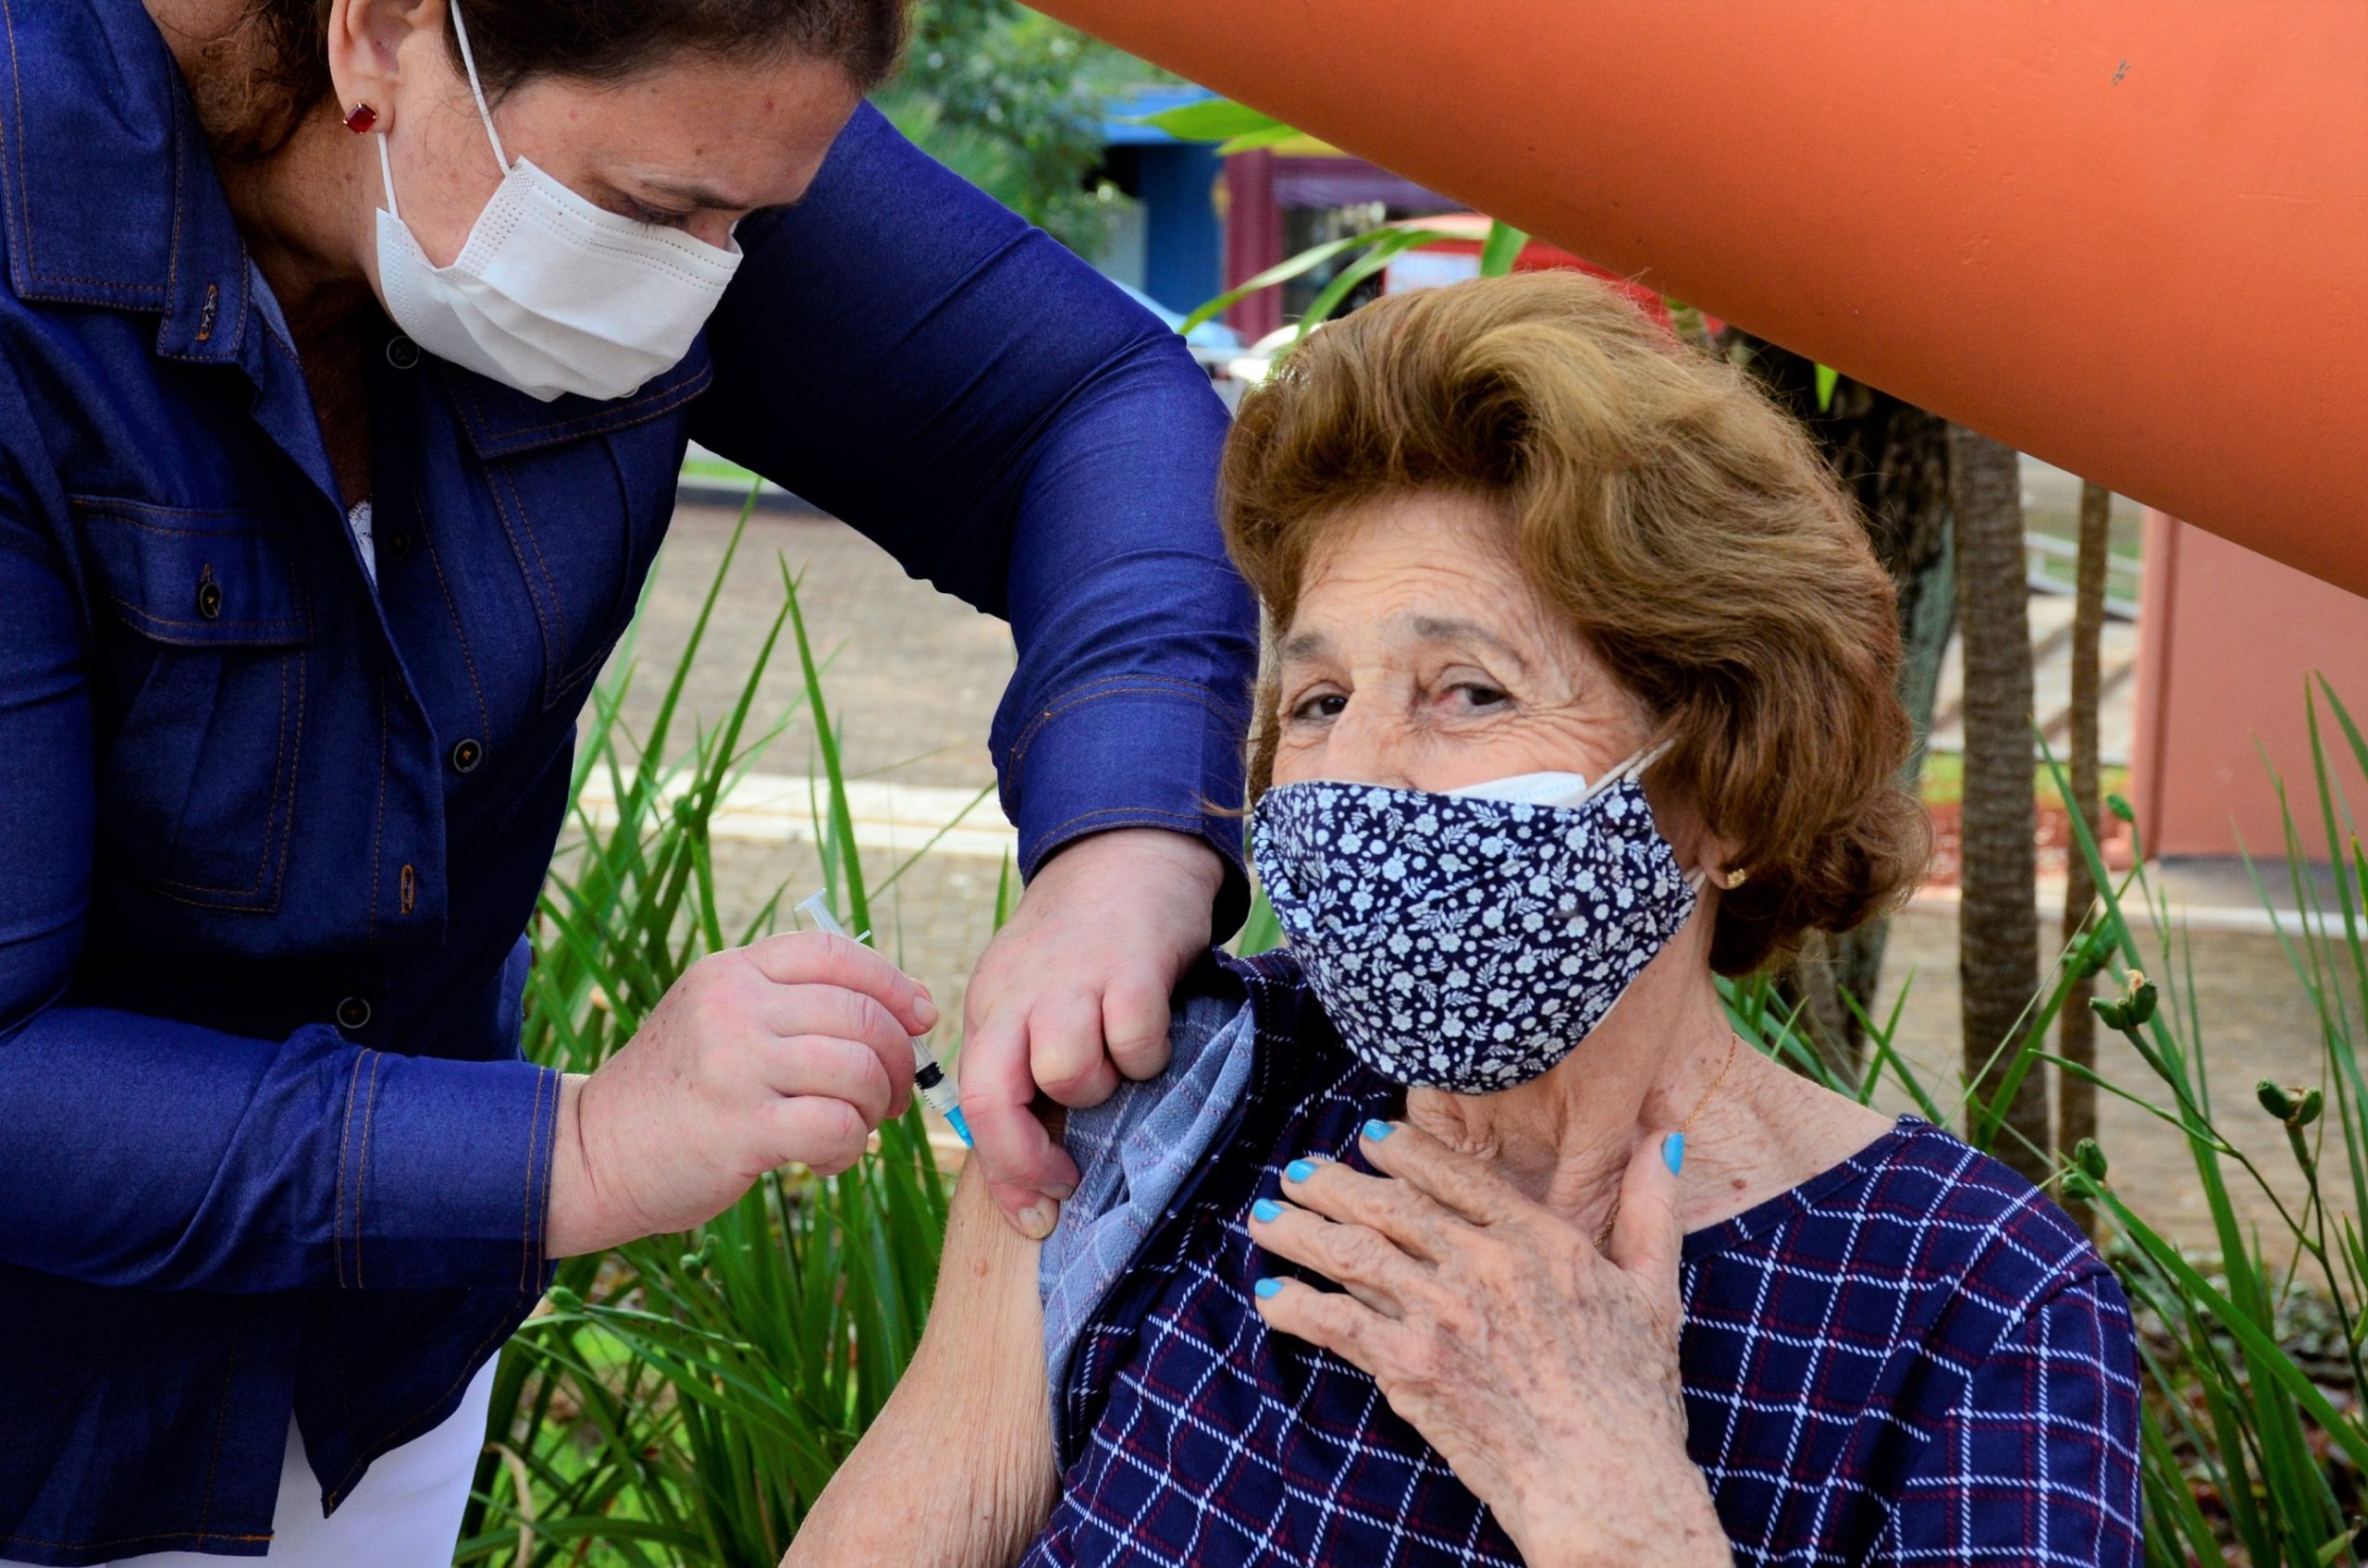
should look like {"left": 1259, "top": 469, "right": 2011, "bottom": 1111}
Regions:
{"left": 1040, "top": 1, "right": 2368, "bottom": 596}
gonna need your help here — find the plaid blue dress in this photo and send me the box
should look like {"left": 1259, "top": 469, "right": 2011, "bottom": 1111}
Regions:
{"left": 1028, "top": 953, "right": 2142, "bottom": 1566}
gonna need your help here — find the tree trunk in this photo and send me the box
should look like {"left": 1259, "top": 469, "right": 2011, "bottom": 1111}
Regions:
{"left": 1949, "top": 426, "right": 2051, "bottom": 1185}
{"left": 1722, "top": 335, "right": 1955, "bottom": 1076}
{"left": 2058, "top": 478, "right": 2113, "bottom": 1230}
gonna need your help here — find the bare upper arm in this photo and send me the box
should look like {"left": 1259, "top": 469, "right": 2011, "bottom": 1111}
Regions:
{"left": 783, "top": 1157, "right": 1059, "bottom": 1568}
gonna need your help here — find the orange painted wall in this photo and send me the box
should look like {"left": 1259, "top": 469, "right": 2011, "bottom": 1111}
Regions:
{"left": 2130, "top": 512, "right": 2368, "bottom": 861}
{"left": 1037, "top": 0, "right": 2368, "bottom": 598}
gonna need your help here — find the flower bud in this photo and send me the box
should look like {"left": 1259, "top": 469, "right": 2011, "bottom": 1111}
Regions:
{"left": 2119, "top": 970, "right": 2158, "bottom": 1028}
{"left": 2072, "top": 1138, "right": 2109, "bottom": 1180}
{"left": 2258, "top": 1080, "right": 2296, "bottom": 1119}
{"left": 546, "top": 1284, "right": 584, "bottom": 1313}
{"left": 2296, "top": 1088, "right": 2325, "bottom": 1128}
{"left": 2107, "top": 793, "right": 2136, "bottom": 823}
{"left": 2091, "top": 996, "right": 2128, "bottom": 1030}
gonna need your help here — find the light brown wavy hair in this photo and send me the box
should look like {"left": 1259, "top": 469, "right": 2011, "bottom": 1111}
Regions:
{"left": 1220, "top": 271, "right": 1929, "bottom": 976}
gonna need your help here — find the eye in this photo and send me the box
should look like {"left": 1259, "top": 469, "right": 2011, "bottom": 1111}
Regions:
{"left": 621, "top": 196, "right": 693, "bottom": 228}
{"left": 1287, "top": 690, "right": 1349, "bottom": 724}
{"left": 1447, "top": 681, "right": 1511, "bottom": 710}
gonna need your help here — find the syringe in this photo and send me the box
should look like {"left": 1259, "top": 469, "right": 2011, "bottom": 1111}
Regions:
{"left": 794, "top": 892, "right": 973, "bottom": 1147}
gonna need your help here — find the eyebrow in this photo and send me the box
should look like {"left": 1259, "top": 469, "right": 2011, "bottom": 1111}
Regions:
{"left": 1407, "top": 615, "right": 1533, "bottom": 673}
{"left": 1276, "top": 617, "right": 1531, "bottom": 672}
{"left": 1278, "top": 628, "right": 1331, "bottom": 664}
{"left": 637, "top": 176, "right": 758, "bottom": 212}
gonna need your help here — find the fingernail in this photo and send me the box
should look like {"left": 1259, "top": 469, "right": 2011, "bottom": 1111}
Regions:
{"left": 1362, "top": 1118, "right": 1394, "bottom": 1142}
{"left": 1044, "top": 1180, "right": 1077, "bottom": 1203}
{"left": 1663, "top": 1132, "right": 1685, "bottom": 1176}
{"left": 913, "top": 994, "right": 940, "bottom": 1030}
{"left": 1251, "top": 1198, "right": 1284, "bottom": 1223}
{"left": 1253, "top": 1277, "right": 1283, "bottom": 1300}
{"left": 1283, "top": 1159, "right": 1317, "bottom": 1184}
{"left": 1018, "top": 1201, "right": 1057, "bottom": 1240}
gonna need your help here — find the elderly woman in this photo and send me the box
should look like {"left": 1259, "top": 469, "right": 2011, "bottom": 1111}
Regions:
{"left": 788, "top": 273, "right": 2143, "bottom": 1566}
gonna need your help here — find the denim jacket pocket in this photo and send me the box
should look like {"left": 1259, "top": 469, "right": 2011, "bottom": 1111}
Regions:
{"left": 72, "top": 497, "right": 313, "bottom": 912}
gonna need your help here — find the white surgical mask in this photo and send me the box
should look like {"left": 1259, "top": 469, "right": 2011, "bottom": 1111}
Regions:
{"left": 371, "top": 1, "right": 742, "bottom": 401}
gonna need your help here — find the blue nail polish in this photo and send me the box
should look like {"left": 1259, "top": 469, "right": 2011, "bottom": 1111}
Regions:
{"left": 1362, "top": 1118, "right": 1394, "bottom": 1142}
{"left": 1253, "top": 1277, "right": 1283, "bottom": 1300}
{"left": 1252, "top": 1198, "right": 1284, "bottom": 1223}
{"left": 1663, "top": 1131, "right": 1686, "bottom": 1175}
{"left": 1284, "top": 1159, "right": 1317, "bottom": 1183}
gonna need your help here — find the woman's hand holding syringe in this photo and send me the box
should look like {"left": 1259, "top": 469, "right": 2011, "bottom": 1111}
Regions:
{"left": 796, "top": 894, "right": 973, "bottom": 1146}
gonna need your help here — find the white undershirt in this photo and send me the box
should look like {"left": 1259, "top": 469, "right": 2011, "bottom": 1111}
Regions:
{"left": 348, "top": 500, "right": 376, "bottom": 584}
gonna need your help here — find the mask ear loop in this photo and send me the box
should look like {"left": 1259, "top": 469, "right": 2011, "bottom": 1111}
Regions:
{"left": 1585, "top": 739, "right": 1710, "bottom": 892}
{"left": 1577, "top": 736, "right": 1676, "bottom": 805}
{"left": 376, "top": 133, "right": 401, "bottom": 221}
{"left": 446, "top": 0, "right": 512, "bottom": 174}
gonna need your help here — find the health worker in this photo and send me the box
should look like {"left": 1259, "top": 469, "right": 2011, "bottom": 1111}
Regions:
{"left": 0, "top": 1, "right": 1255, "bottom": 1563}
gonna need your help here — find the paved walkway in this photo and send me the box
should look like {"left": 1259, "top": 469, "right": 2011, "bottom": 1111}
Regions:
{"left": 599, "top": 501, "right": 2350, "bottom": 1248}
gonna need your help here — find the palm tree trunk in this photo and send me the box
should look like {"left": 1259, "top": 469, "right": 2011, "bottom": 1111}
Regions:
{"left": 1948, "top": 426, "right": 2051, "bottom": 1185}
{"left": 1723, "top": 336, "right": 1955, "bottom": 1076}
{"left": 2058, "top": 479, "right": 2113, "bottom": 1229}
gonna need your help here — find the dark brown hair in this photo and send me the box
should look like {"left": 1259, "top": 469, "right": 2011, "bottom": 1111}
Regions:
{"left": 1221, "top": 272, "right": 1930, "bottom": 975}
{"left": 219, "top": 0, "right": 906, "bottom": 156}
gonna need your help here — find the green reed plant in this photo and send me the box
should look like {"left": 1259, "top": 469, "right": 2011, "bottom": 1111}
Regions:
{"left": 1727, "top": 680, "right": 2368, "bottom": 1565}
{"left": 455, "top": 491, "right": 978, "bottom": 1568}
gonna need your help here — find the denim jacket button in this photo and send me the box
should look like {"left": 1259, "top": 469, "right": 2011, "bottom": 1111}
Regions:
{"left": 335, "top": 995, "right": 372, "bottom": 1031}
{"left": 450, "top": 737, "right": 484, "bottom": 773}
{"left": 195, "top": 578, "right": 222, "bottom": 619}
{"left": 385, "top": 527, "right": 412, "bottom": 562}
{"left": 386, "top": 336, "right": 421, "bottom": 370}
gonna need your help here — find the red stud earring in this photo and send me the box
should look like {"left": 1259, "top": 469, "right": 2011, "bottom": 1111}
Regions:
{"left": 342, "top": 103, "right": 378, "bottom": 135}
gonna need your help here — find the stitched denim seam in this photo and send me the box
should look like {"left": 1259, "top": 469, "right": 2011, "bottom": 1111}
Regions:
{"left": 1005, "top": 679, "right": 1242, "bottom": 809}
{"left": 193, "top": 1301, "right": 245, "bottom": 1537}
{"left": 352, "top": 1051, "right": 383, "bottom": 1289}
{"left": 478, "top": 463, "right": 565, "bottom": 706}
{"left": 103, "top": 595, "right": 306, "bottom": 635}
{"left": 0, "top": 1529, "right": 275, "bottom": 1552}
{"left": 416, "top": 503, "right": 495, "bottom": 739}
{"left": 454, "top": 358, "right": 713, "bottom": 450}
{"left": 519, "top": 1067, "right": 548, "bottom": 1292}
{"left": 333, "top": 1052, "right": 366, "bottom": 1290}
{"left": 325, "top": 1299, "right": 524, "bottom": 1505}
{"left": 145, "top": 642, "right": 292, "bottom": 905}
{"left": 1006, "top": 675, "right": 1238, "bottom": 770}
{"left": 364, "top": 673, "right": 389, "bottom": 942}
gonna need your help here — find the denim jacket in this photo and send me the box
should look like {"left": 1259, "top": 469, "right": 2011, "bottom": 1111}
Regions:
{"left": 0, "top": 3, "right": 1254, "bottom": 1561}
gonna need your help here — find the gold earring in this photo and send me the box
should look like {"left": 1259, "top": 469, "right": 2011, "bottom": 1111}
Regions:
{"left": 1723, "top": 867, "right": 1749, "bottom": 889}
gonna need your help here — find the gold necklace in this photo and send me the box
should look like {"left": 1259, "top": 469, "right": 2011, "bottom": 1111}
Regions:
{"left": 1592, "top": 1031, "right": 1741, "bottom": 1250}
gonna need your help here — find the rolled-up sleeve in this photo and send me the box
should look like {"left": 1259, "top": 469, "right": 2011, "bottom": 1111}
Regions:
{"left": 0, "top": 450, "right": 561, "bottom": 1295}
{"left": 691, "top": 105, "right": 1259, "bottom": 931}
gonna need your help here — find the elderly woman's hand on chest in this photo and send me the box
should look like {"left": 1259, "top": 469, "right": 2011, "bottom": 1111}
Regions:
{"left": 1249, "top": 1120, "right": 1732, "bottom": 1568}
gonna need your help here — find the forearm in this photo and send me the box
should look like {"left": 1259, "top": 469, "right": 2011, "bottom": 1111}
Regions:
{"left": 0, "top": 1003, "right": 559, "bottom": 1292}
{"left": 786, "top": 1164, "right": 1057, "bottom": 1567}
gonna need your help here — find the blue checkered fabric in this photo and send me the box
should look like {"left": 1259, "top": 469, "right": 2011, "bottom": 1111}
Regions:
{"left": 1022, "top": 952, "right": 2143, "bottom": 1567}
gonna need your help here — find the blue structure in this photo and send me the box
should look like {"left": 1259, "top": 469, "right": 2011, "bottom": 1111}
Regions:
{"left": 1098, "top": 85, "right": 1226, "bottom": 318}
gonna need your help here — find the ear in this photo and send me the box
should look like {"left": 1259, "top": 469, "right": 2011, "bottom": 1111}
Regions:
{"left": 324, "top": 0, "right": 450, "bottom": 134}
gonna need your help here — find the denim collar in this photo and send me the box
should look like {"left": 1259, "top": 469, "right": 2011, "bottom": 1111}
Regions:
{"left": 0, "top": 0, "right": 254, "bottom": 365}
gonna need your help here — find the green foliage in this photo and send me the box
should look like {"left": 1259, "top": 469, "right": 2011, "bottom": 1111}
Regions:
{"left": 1737, "top": 679, "right": 2368, "bottom": 1565}
{"left": 1158, "top": 98, "right": 1526, "bottom": 350}
{"left": 456, "top": 493, "right": 959, "bottom": 1568}
{"left": 873, "top": 0, "right": 1162, "bottom": 255}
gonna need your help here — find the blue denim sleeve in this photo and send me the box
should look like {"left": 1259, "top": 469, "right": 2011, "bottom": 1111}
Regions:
{"left": 691, "top": 105, "right": 1259, "bottom": 930}
{"left": 0, "top": 444, "right": 561, "bottom": 1294}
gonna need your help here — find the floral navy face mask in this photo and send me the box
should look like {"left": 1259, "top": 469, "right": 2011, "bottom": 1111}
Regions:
{"left": 1248, "top": 749, "right": 1701, "bottom": 1093}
